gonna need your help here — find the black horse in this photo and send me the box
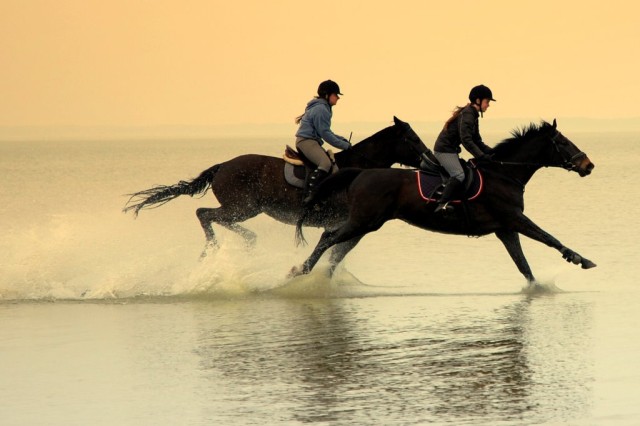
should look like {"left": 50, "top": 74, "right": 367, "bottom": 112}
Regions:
{"left": 123, "top": 117, "right": 426, "bottom": 255}
{"left": 291, "top": 119, "right": 596, "bottom": 284}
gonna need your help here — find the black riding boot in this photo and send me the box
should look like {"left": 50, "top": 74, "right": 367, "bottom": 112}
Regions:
{"left": 303, "top": 168, "right": 329, "bottom": 205}
{"left": 434, "top": 178, "right": 463, "bottom": 214}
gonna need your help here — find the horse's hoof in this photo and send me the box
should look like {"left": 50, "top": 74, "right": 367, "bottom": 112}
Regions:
{"left": 563, "top": 250, "right": 581, "bottom": 265}
{"left": 287, "top": 265, "right": 303, "bottom": 278}
{"left": 581, "top": 259, "right": 597, "bottom": 269}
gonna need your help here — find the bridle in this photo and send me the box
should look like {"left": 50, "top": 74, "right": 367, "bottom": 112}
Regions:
{"left": 551, "top": 132, "right": 587, "bottom": 171}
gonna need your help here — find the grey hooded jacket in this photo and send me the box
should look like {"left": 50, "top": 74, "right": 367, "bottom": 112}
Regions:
{"left": 295, "top": 98, "right": 351, "bottom": 150}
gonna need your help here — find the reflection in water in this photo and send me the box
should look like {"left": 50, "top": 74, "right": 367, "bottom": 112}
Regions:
{"left": 192, "top": 294, "right": 594, "bottom": 425}
{"left": 419, "top": 301, "right": 531, "bottom": 421}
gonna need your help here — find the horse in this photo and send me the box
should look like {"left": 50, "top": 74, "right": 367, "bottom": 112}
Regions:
{"left": 123, "top": 116, "right": 427, "bottom": 256}
{"left": 290, "top": 119, "right": 596, "bottom": 284}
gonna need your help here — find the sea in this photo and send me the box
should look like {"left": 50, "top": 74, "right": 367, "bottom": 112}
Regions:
{"left": 1, "top": 128, "right": 639, "bottom": 425}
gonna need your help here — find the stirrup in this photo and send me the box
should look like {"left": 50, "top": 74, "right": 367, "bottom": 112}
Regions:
{"left": 434, "top": 202, "right": 454, "bottom": 214}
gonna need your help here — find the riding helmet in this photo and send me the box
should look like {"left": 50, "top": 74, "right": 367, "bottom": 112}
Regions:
{"left": 317, "top": 80, "right": 343, "bottom": 97}
{"left": 469, "top": 85, "right": 496, "bottom": 102}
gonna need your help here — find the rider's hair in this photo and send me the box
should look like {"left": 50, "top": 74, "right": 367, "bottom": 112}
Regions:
{"left": 443, "top": 103, "right": 471, "bottom": 130}
{"left": 295, "top": 94, "right": 329, "bottom": 124}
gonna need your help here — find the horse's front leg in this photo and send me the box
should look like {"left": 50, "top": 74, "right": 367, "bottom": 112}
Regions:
{"left": 512, "top": 213, "right": 596, "bottom": 270}
{"left": 495, "top": 230, "right": 535, "bottom": 283}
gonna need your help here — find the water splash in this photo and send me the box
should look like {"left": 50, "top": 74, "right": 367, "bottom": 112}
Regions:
{"left": 0, "top": 209, "right": 369, "bottom": 301}
{"left": 520, "top": 272, "right": 564, "bottom": 295}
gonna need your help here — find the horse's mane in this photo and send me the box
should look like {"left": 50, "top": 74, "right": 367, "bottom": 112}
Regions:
{"left": 492, "top": 121, "right": 554, "bottom": 157}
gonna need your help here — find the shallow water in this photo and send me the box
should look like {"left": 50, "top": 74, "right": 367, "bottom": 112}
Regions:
{"left": 1, "top": 131, "right": 639, "bottom": 425}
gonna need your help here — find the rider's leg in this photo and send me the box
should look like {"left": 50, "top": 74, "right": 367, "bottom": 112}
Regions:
{"left": 296, "top": 139, "right": 334, "bottom": 205}
{"left": 433, "top": 151, "right": 465, "bottom": 213}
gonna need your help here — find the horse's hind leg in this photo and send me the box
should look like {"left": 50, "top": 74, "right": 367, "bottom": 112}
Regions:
{"left": 291, "top": 229, "right": 339, "bottom": 276}
{"left": 328, "top": 237, "right": 363, "bottom": 276}
{"left": 289, "top": 229, "right": 346, "bottom": 277}
{"left": 496, "top": 230, "right": 536, "bottom": 283}
{"left": 197, "top": 208, "right": 219, "bottom": 250}
{"left": 291, "top": 221, "right": 373, "bottom": 277}
{"left": 196, "top": 206, "right": 258, "bottom": 257}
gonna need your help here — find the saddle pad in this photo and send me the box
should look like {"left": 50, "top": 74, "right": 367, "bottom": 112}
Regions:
{"left": 284, "top": 163, "right": 306, "bottom": 188}
{"left": 416, "top": 169, "right": 483, "bottom": 202}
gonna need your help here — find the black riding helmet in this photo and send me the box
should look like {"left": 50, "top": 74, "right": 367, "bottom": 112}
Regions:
{"left": 469, "top": 85, "right": 496, "bottom": 103}
{"left": 318, "top": 80, "right": 343, "bottom": 98}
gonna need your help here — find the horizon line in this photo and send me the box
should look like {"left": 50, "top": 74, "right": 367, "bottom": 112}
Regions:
{"left": 2, "top": 116, "right": 640, "bottom": 141}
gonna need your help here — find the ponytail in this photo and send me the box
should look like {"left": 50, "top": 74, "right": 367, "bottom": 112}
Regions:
{"left": 443, "top": 103, "right": 470, "bottom": 130}
{"left": 295, "top": 95, "right": 324, "bottom": 124}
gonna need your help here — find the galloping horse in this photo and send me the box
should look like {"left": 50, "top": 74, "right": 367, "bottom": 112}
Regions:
{"left": 123, "top": 117, "right": 426, "bottom": 255}
{"left": 291, "top": 119, "right": 596, "bottom": 284}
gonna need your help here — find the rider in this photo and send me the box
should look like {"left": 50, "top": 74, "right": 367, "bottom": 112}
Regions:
{"left": 433, "top": 84, "right": 495, "bottom": 214}
{"left": 295, "top": 80, "right": 352, "bottom": 205}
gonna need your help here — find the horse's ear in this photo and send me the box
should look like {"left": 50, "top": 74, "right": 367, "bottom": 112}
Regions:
{"left": 552, "top": 118, "right": 557, "bottom": 129}
{"left": 393, "top": 116, "right": 405, "bottom": 126}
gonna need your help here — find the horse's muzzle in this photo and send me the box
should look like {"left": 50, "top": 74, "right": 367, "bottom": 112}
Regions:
{"left": 576, "top": 156, "right": 595, "bottom": 177}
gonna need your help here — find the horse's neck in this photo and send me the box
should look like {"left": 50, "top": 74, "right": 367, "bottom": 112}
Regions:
{"left": 491, "top": 136, "right": 550, "bottom": 187}
{"left": 338, "top": 137, "right": 392, "bottom": 168}
{"left": 491, "top": 156, "right": 541, "bottom": 187}
{"left": 488, "top": 164, "right": 537, "bottom": 189}
{"left": 334, "top": 149, "right": 351, "bottom": 167}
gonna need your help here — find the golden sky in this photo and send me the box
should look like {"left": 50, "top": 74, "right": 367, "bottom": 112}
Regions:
{"left": 1, "top": 0, "right": 638, "bottom": 133}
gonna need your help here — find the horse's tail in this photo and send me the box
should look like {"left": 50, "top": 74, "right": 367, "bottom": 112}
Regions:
{"left": 294, "top": 210, "right": 310, "bottom": 247}
{"left": 294, "top": 167, "right": 365, "bottom": 246}
{"left": 123, "top": 164, "right": 221, "bottom": 217}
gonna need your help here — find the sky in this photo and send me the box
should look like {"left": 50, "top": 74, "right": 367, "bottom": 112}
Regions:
{"left": 1, "top": 0, "right": 639, "bottom": 138}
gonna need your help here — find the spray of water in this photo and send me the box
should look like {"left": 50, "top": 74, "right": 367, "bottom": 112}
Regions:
{"left": 0, "top": 207, "right": 377, "bottom": 301}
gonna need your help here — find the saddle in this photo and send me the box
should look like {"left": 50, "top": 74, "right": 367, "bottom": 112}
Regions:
{"left": 283, "top": 145, "right": 305, "bottom": 166}
{"left": 282, "top": 145, "right": 335, "bottom": 189}
{"left": 417, "top": 149, "right": 484, "bottom": 203}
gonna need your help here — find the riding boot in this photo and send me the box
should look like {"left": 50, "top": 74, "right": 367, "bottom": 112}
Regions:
{"left": 303, "top": 168, "right": 329, "bottom": 205}
{"left": 434, "top": 178, "right": 463, "bottom": 214}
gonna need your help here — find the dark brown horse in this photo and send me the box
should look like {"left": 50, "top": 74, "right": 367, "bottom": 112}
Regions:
{"left": 123, "top": 117, "right": 426, "bottom": 255}
{"left": 291, "top": 119, "right": 596, "bottom": 284}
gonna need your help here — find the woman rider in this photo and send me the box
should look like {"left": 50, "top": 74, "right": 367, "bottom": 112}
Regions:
{"left": 433, "top": 84, "right": 495, "bottom": 214}
{"left": 295, "top": 80, "right": 352, "bottom": 205}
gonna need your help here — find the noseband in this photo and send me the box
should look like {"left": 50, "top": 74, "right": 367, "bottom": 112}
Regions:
{"left": 551, "top": 132, "right": 586, "bottom": 171}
